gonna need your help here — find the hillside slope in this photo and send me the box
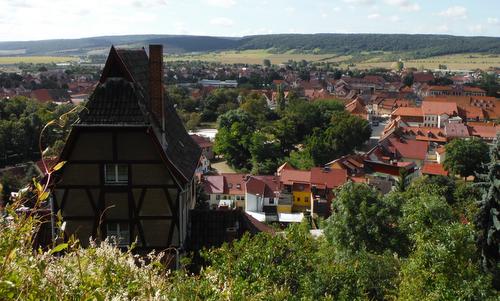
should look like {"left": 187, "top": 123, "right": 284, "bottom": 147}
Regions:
{"left": 0, "top": 34, "right": 499, "bottom": 58}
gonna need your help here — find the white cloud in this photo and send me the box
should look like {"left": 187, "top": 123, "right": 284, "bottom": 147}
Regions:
{"left": 342, "top": 0, "right": 374, "bottom": 5}
{"left": 390, "top": 15, "right": 401, "bottom": 22}
{"left": 438, "top": 6, "right": 467, "bottom": 19}
{"left": 469, "top": 24, "right": 484, "bottom": 34}
{"left": 368, "top": 13, "right": 381, "bottom": 19}
{"left": 204, "top": 0, "right": 236, "bottom": 8}
{"left": 209, "top": 17, "right": 234, "bottom": 26}
{"left": 285, "top": 6, "right": 296, "bottom": 14}
{"left": 437, "top": 24, "right": 449, "bottom": 33}
{"left": 321, "top": 12, "right": 328, "bottom": 19}
{"left": 488, "top": 17, "right": 499, "bottom": 25}
{"left": 384, "top": 0, "right": 420, "bottom": 12}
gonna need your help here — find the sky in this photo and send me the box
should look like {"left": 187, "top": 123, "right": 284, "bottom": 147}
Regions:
{"left": 0, "top": 0, "right": 499, "bottom": 41}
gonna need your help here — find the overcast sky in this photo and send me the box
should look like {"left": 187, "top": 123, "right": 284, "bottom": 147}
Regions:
{"left": 0, "top": 0, "right": 499, "bottom": 41}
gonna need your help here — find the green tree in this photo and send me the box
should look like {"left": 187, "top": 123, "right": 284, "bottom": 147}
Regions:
{"left": 325, "top": 182, "right": 404, "bottom": 255}
{"left": 262, "top": 59, "right": 271, "bottom": 68}
{"left": 395, "top": 168, "right": 409, "bottom": 192}
{"left": 249, "top": 131, "right": 282, "bottom": 174}
{"left": 214, "top": 109, "right": 256, "bottom": 170}
{"left": 402, "top": 72, "right": 414, "bottom": 87}
{"left": 399, "top": 223, "right": 496, "bottom": 300}
{"left": 475, "top": 134, "right": 500, "bottom": 288}
{"left": 443, "top": 137, "right": 490, "bottom": 178}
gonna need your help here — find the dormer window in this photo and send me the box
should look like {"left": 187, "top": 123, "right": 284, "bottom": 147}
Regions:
{"left": 104, "top": 164, "right": 128, "bottom": 185}
{"left": 236, "top": 184, "right": 241, "bottom": 189}
{"left": 228, "top": 183, "right": 233, "bottom": 188}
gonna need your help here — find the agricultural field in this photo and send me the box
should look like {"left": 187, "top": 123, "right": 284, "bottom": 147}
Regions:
{"left": 353, "top": 53, "right": 500, "bottom": 70}
{"left": 164, "top": 49, "right": 352, "bottom": 65}
{"left": 165, "top": 49, "right": 500, "bottom": 70}
{"left": 0, "top": 56, "right": 79, "bottom": 65}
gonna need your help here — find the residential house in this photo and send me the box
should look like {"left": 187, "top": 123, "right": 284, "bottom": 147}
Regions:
{"left": 421, "top": 101, "right": 458, "bottom": 128}
{"left": 345, "top": 98, "right": 368, "bottom": 120}
{"left": 467, "top": 123, "right": 500, "bottom": 142}
{"left": 278, "top": 166, "right": 347, "bottom": 215}
{"left": 203, "top": 174, "right": 247, "bottom": 209}
{"left": 418, "top": 84, "right": 486, "bottom": 97}
{"left": 190, "top": 134, "right": 214, "bottom": 160}
{"left": 52, "top": 45, "right": 201, "bottom": 252}
{"left": 422, "top": 163, "right": 449, "bottom": 177}
{"left": 423, "top": 96, "right": 499, "bottom": 122}
{"left": 391, "top": 107, "right": 423, "bottom": 126}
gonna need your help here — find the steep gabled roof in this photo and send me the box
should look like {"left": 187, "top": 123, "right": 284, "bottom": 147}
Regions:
{"left": 75, "top": 46, "right": 201, "bottom": 183}
{"left": 79, "top": 78, "right": 148, "bottom": 125}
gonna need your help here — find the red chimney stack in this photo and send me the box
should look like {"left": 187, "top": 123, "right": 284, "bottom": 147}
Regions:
{"left": 149, "top": 44, "right": 164, "bottom": 127}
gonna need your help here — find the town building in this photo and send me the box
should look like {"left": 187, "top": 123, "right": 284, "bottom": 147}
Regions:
{"left": 52, "top": 45, "right": 201, "bottom": 252}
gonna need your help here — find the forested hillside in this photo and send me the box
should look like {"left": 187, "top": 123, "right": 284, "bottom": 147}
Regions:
{"left": 238, "top": 34, "right": 500, "bottom": 57}
{"left": 1, "top": 34, "right": 500, "bottom": 57}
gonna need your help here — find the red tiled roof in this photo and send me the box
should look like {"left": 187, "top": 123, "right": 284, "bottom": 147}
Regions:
{"left": 402, "top": 126, "right": 447, "bottom": 143}
{"left": 421, "top": 101, "right": 458, "bottom": 116}
{"left": 392, "top": 106, "right": 423, "bottom": 117}
{"left": 222, "top": 173, "right": 247, "bottom": 195}
{"left": 203, "top": 175, "right": 224, "bottom": 194}
{"left": 245, "top": 175, "right": 280, "bottom": 198}
{"left": 310, "top": 167, "right": 347, "bottom": 189}
{"left": 412, "top": 72, "right": 434, "bottom": 83}
{"left": 386, "top": 136, "right": 428, "bottom": 160}
{"left": 31, "top": 89, "right": 52, "bottom": 102}
{"left": 468, "top": 124, "right": 500, "bottom": 140}
{"left": 280, "top": 169, "right": 311, "bottom": 186}
{"left": 422, "top": 163, "right": 449, "bottom": 176}
{"left": 445, "top": 123, "right": 470, "bottom": 138}
{"left": 190, "top": 134, "right": 213, "bottom": 148}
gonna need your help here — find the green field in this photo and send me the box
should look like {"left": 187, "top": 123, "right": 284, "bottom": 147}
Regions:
{"left": 0, "top": 56, "right": 79, "bottom": 65}
{"left": 165, "top": 50, "right": 500, "bottom": 70}
{"left": 165, "top": 49, "right": 352, "bottom": 65}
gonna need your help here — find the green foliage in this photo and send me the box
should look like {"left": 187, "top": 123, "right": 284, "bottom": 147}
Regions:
{"left": 402, "top": 72, "right": 414, "bottom": 87}
{"left": 214, "top": 109, "right": 256, "bottom": 170}
{"left": 399, "top": 223, "right": 496, "bottom": 301}
{"left": 474, "top": 135, "right": 500, "bottom": 287}
{"left": 288, "top": 149, "right": 315, "bottom": 170}
{"left": 444, "top": 137, "right": 490, "bottom": 178}
{"left": 0, "top": 97, "right": 75, "bottom": 167}
{"left": 1, "top": 164, "right": 499, "bottom": 299}
{"left": 302, "top": 112, "right": 371, "bottom": 166}
{"left": 325, "top": 182, "right": 405, "bottom": 255}
{"left": 400, "top": 194, "right": 454, "bottom": 240}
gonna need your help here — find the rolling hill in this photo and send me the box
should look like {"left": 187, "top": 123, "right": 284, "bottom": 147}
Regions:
{"left": 0, "top": 34, "right": 500, "bottom": 59}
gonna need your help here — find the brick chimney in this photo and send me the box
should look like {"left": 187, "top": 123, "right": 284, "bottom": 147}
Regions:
{"left": 149, "top": 44, "right": 164, "bottom": 128}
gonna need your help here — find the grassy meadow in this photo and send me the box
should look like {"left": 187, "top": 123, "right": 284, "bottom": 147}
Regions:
{"left": 165, "top": 49, "right": 500, "bottom": 70}
{"left": 0, "top": 56, "right": 79, "bottom": 65}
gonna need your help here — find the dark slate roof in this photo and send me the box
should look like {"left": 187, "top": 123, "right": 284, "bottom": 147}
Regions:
{"left": 79, "top": 78, "right": 148, "bottom": 125}
{"left": 115, "top": 48, "right": 150, "bottom": 103}
{"left": 163, "top": 94, "right": 201, "bottom": 181}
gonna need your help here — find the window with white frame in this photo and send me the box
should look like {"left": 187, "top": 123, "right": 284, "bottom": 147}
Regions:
{"left": 106, "top": 222, "right": 129, "bottom": 246}
{"left": 104, "top": 164, "right": 128, "bottom": 184}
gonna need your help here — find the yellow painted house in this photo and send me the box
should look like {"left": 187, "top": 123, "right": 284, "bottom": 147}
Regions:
{"left": 292, "top": 183, "right": 312, "bottom": 208}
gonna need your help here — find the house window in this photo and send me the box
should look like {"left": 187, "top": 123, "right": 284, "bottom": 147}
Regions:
{"left": 305, "top": 197, "right": 309, "bottom": 203}
{"left": 106, "top": 222, "right": 129, "bottom": 247}
{"left": 216, "top": 194, "right": 221, "bottom": 200}
{"left": 297, "top": 197, "right": 300, "bottom": 202}
{"left": 236, "top": 184, "right": 241, "bottom": 189}
{"left": 269, "top": 198, "right": 274, "bottom": 205}
{"left": 228, "top": 183, "right": 233, "bottom": 188}
{"left": 104, "top": 164, "right": 128, "bottom": 184}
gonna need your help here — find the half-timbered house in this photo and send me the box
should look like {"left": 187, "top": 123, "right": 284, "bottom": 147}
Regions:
{"left": 52, "top": 45, "right": 201, "bottom": 252}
